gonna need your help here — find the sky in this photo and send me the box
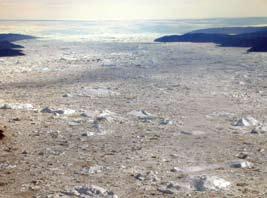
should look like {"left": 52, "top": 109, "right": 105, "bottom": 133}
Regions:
{"left": 0, "top": 0, "right": 267, "bottom": 20}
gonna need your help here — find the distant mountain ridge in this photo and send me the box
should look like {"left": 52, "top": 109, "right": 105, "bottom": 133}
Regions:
{"left": 0, "top": 33, "right": 35, "bottom": 42}
{"left": 189, "top": 26, "right": 267, "bottom": 35}
{"left": 155, "top": 27, "right": 267, "bottom": 52}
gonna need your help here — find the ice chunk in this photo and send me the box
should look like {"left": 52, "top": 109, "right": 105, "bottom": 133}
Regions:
{"left": 191, "top": 176, "right": 231, "bottom": 191}
{"left": 0, "top": 103, "right": 33, "bottom": 110}
{"left": 41, "top": 107, "right": 76, "bottom": 116}
{"left": 158, "top": 182, "right": 181, "bottom": 194}
{"left": 229, "top": 161, "right": 254, "bottom": 169}
{"left": 234, "top": 116, "right": 260, "bottom": 127}
{"left": 64, "top": 185, "right": 118, "bottom": 198}
{"left": 128, "top": 110, "right": 156, "bottom": 122}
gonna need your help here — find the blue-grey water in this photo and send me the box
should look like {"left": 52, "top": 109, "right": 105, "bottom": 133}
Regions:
{"left": 1, "top": 17, "right": 267, "bottom": 42}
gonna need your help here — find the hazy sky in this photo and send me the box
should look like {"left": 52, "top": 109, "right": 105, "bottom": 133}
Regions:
{"left": 0, "top": 0, "right": 267, "bottom": 20}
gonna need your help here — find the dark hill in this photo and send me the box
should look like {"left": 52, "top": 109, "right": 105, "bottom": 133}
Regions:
{"left": 155, "top": 27, "right": 267, "bottom": 52}
{"left": 0, "top": 33, "right": 35, "bottom": 57}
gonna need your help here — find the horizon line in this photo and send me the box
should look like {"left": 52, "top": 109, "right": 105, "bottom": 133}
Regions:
{"left": 1, "top": 16, "right": 267, "bottom": 22}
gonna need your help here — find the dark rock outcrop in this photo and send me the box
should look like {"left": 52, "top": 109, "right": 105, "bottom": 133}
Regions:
{"left": 155, "top": 27, "right": 267, "bottom": 52}
{"left": 248, "top": 43, "right": 267, "bottom": 52}
{"left": 0, "top": 41, "right": 24, "bottom": 49}
{"left": 0, "top": 34, "right": 35, "bottom": 57}
{"left": 0, "top": 48, "right": 24, "bottom": 57}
